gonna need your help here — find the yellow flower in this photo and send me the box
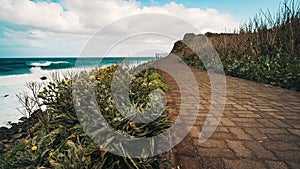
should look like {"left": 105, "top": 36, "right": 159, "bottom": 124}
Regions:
{"left": 88, "top": 75, "right": 95, "bottom": 80}
{"left": 142, "top": 82, "right": 147, "bottom": 87}
{"left": 66, "top": 79, "right": 71, "bottom": 83}
{"left": 31, "top": 146, "right": 38, "bottom": 151}
{"left": 49, "top": 152, "right": 54, "bottom": 158}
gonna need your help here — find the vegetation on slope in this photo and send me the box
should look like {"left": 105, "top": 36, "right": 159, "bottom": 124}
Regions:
{"left": 0, "top": 64, "right": 170, "bottom": 169}
{"left": 177, "top": 0, "right": 300, "bottom": 91}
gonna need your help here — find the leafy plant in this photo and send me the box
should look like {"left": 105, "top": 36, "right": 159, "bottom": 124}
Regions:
{"left": 1, "top": 63, "right": 171, "bottom": 169}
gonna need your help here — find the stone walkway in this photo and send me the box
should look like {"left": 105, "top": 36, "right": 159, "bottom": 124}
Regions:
{"left": 155, "top": 55, "right": 300, "bottom": 169}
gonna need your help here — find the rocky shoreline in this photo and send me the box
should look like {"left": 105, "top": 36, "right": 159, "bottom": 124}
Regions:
{"left": 0, "top": 112, "right": 39, "bottom": 155}
{"left": 0, "top": 111, "right": 175, "bottom": 168}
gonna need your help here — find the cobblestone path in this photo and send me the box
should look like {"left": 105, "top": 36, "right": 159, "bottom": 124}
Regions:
{"left": 156, "top": 55, "right": 300, "bottom": 169}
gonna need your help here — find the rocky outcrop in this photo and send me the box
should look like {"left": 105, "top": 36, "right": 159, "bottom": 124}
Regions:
{"left": 170, "top": 33, "right": 207, "bottom": 62}
{"left": 0, "top": 112, "right": 39, "bottom": 155}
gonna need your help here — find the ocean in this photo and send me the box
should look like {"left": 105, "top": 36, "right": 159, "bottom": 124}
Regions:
{"left": 0, "top": 57, "right": 155, "bottom": 127}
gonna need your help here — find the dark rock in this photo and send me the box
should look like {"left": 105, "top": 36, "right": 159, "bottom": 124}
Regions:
{"left": 10, "top": 122, "right": 18, "bottom": 128}
{"left": 0, "top": 142, "right": 4, "bottom": 152}
{"left": 0, "top": 127, "right": 8, "bottom": 140}
{"left": 40, "top": 76, "right": 47, "bottom": 80}
{"left": 3, "top": 94, "right": 9, "bottom": 97}
{"left": 17, "top": 127, "right": 23, "bottom": 133}
{"left": 10, "top": 124, "right": 19, "bottom": 135}
{"left": 19, "top": 117, "right": 28, "bottom": 122}
{"left": 12, "top": 133, "right": 25, "bottom": 140}
{"left": 1, "top": 139, "right": 9, "bottom": 144}
{"left": 0, "top": 110, "right": 41, "bottom": 154}
{"left": 0, "top": 126, "right": 8, "bottom": 130}
{"left": 3, "top": 142, "right": 13, "bottom": 149}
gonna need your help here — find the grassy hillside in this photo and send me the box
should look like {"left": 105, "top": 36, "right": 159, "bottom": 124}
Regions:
{"left": 176, "top": 0, "right": 299, "bottom": 91}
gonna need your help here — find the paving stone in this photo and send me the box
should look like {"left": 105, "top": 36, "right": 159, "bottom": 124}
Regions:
{"left": 237, "top": 113, "right": 261, "bottom": 118}
{"left": 156, "top": 56, "right": 300, "bottom": 169}
{"left": 244, "top": 128, "right": 269, "bottom": 142}
{"left": 230, "top": 117, "right": 256, "bottom": 123}
{"left": 256, "top": 119, "right": 279, "bottom": 128}
{"left": 229, "top": 128, "right": 252, "bottom": 140}
{"left": 243, "top": 142, "right": 276, "bottom": 160}
{"left": 273, "top": 150, "right": 300, "bottom": 161}
{"left": 197, "top": 147, "right": 235, "bottom": 158}
{"left": 262, "top": 141, "right": 300, "bottom": 151}
{"left": 226, "top": 140, "right": 253, "bottom": 158}
{"left": 175, "top": 138, "right": 196, "bottom": 157}
{"left": 232, "top": 105, "right": 248, "bottom": 110}
{"left": 215, "top": 127, "right": 229, "bottom": 133}
{"left": 285, "top": 162, "right": 300, "bottom": 169}
{"left": 178, "top": 156, "right": 200, "bottom": 169}
{"left": 221, "top": 118, "right": 235, "bottom": 126}
{"left": 243, "top": 105, "right": 258, "bottom": 111}
{"left": 233, "top": 110, "right": 257, "bottom": 114}
{"left": 290, "top": 124, "right": 300, "bottom": 129}
{"left": 223, "top": 159, "right": 267, "bottom": 169}
{"left": 264, "top": 161, "right": 289, "bottom": 169}
{"left": 266, "top": 112, "right": 285, "bottom": 119}
{"left": 270, "top": 119, "right": 292, "bottom": 128}
{"left": 236, "top": 122, "right": 261, "bottom": 127}
{"left": 266, "top": 134, "right": 299, "bottom": 142}
{"left": 210, "top": 132, "right": 236, "bottom": 140}
{"left": 259, "top": 108, "right": 279, "bottom": 112}
{"left": 258, "top": 128, "right": 289, "bottom": 135}
{"left": 193, "top": 138, "right": 227, "bottom": 148}
{"left": 199, "top": 158, "right": 225, "bottom": 169}
{"left": 287, "top": 129, "right": 300, "bottom": 137}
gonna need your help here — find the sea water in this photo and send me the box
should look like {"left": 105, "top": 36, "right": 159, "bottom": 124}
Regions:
{"left": 0, "top": 57, "right": 155, "bottom": 126}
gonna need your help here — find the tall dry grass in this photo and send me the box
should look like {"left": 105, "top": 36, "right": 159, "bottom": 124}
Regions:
{"left": 206, "top": 0, "right": 299, "bottom": 60}
{"left": 180, "top": 0, "right": 300, "bottom": 90}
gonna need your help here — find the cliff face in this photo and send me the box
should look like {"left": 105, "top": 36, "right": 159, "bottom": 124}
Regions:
{"left": 170, "top": 33, "right": 217, "bottom": 64}
{"left": 170, "top": 33, "right": 199, "bottom": 62}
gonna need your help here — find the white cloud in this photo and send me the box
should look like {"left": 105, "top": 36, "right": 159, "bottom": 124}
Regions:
{"left": 0, "top": 0, "right": 239, "bottom": 56}
{"left": 0, "top": 37, "right": 46, "bottom": 48}
{"left": 141, "top": 2, "right": 238, "bottom": 33}
{"left": 0, "top": 0, "right": 83, "bottom": 32}
{"left": 0, "top": 0, "right": 239, "bottom": 33}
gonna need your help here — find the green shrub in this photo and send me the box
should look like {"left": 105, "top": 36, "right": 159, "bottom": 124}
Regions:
{"left": 1, "top": 64, "right": 171, "bottom": 169}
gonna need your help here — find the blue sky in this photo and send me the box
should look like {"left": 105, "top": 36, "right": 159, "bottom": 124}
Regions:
{"left": 140, "top": 0, "right": 283, "bottom": 21}
{"left": 0, "top": 0, "right": 285, "bottom": 57}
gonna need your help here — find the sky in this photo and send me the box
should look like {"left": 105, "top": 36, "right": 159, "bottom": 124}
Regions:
{"left": 0, "top": 0, "right": 284, "bottom": 57}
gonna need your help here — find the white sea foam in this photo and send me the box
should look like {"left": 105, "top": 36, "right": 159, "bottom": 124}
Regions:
{"left": 0, "top": 66, "right": 93, "bottom": 127}
{"left": 30, "top": 61, "right": 70, "bottom": 67}
{"left": 0, "top": 61, "right": 146, "bottom": 127}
